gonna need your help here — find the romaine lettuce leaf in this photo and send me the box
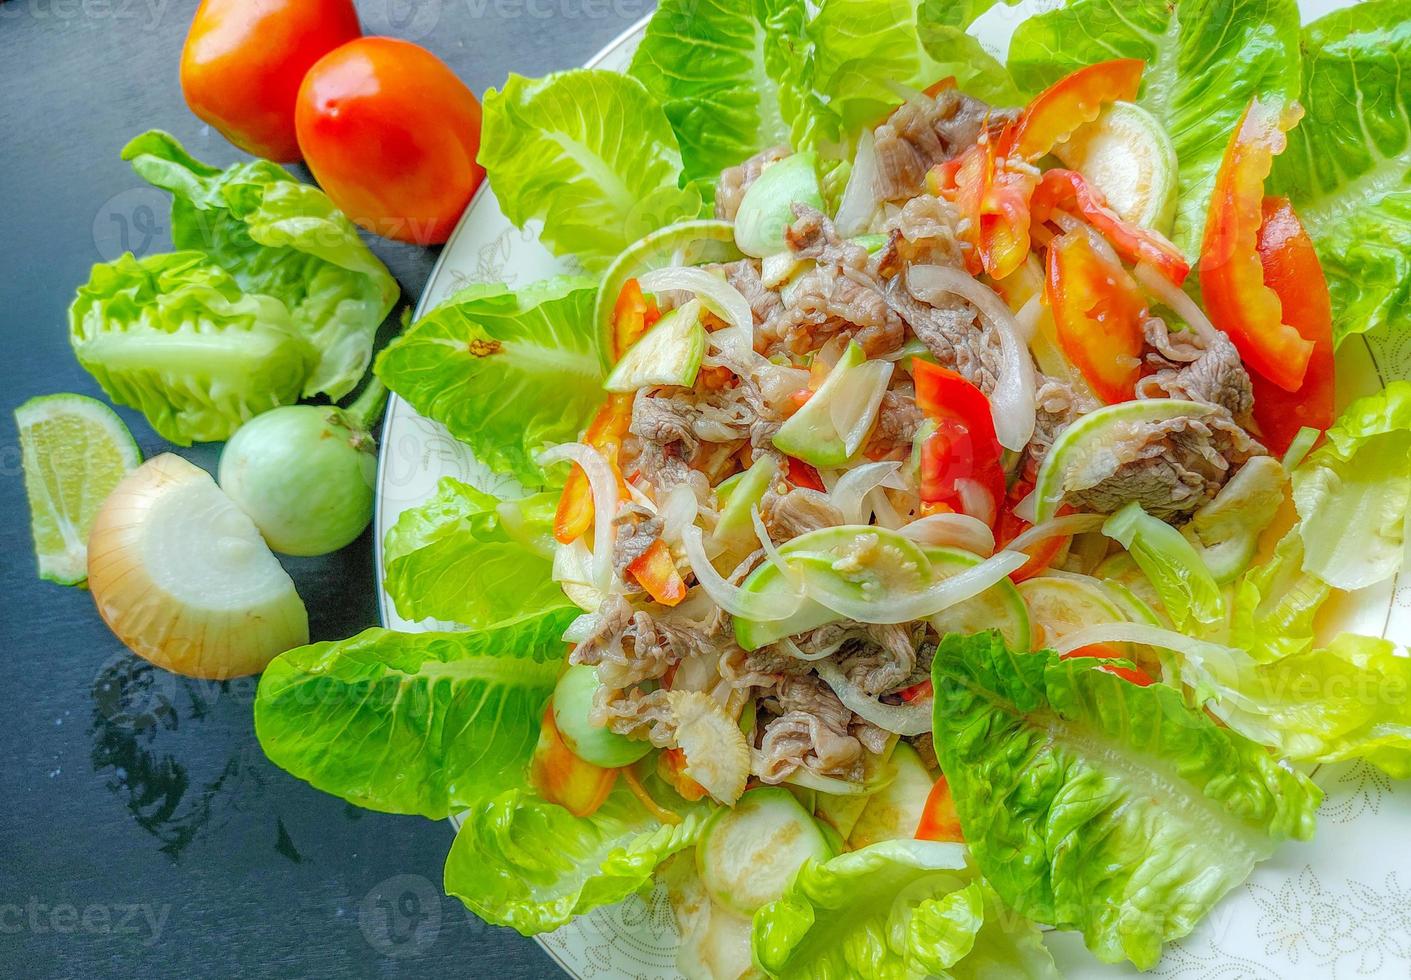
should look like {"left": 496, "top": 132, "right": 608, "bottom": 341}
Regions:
{"left": 445, "top": 782, "right": 711, "bottom": 935}
{"left": 629, "top": 0, "right": 806, "bottom": 184}
{"left": 479, "top": 70, "right": 704, "bottom": 270}
{"left": 383, "top": 477, "right": 575, "bottom": 630}
{"left": 1102, "top": 501, "right": 1225, "bottom": 630}
{"left": 69, "top": 251, "right": 313, "bottom": 444}
{"left": 374, "top": 277, "right": 603, "bottom": 487}
{"left": 121, "top": 131, "right": 399, "bottom": 400}
{"left": 752, "top": 839, "right": 1057, "bottom": 979}
{"left": 1272, "top": 0, "right": 1411, "bottom": 346}
{"left": 1176, "top": 632, "right": 1411, "bottom": 778}
{"left": 254, "top": 618, "right": 571, "bottom": 819}
{"left": 1228, "top": 531, "right": 1332, "bottom": 663}
{"left": 1291, "top": 382, "right": 1411, "bottom": 591}
{"left": 1006, "top": 0, "right": 1302, "bottom": 256}
{"left": 931, "top": 631, "right": 1320, "bottom": 970}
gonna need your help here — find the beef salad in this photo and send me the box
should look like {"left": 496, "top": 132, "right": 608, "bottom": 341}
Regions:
{"left": 254, "top": 1, "right": 1411, "bottom": 976}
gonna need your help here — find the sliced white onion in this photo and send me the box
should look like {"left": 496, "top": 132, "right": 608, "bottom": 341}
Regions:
{"left": 640, "top": 266, "right": 754, "bottom": 358}
{"left": 756, "top": 362, "right": 812, "bottom": 407}
{"left": 1052, "top": 622, "right": 1243, "bottom": 666}
{"left": 829, "top": 360, "right": 895, "bottom": 458}
{"left": 1015, "top": 293, "right": 1044, "bottom": 342}
{"left": 536, "top": 443, "right": 618, "bottom": 592}
{"left": 553, "top": 538, "right": 607, "bottom": 612}
{"left": 1012, "top": 488, "right": 1038, "bottom": 524}
{"left": 682, "top": 524, "right": 804, "bottom": 621}
{"left": 814, "top": 660, "right": 932, "bottom": 736}
{"left": 659, "top": 483, "right": 700, "bottom": 546}
{"left": 1006, "top": 513, "right": 1106, "bottom": 554}
{"left": 832, "top": 461, "right": 901, "bottom": 525}
{"left": 906, "top": 265, "right": 1037, "bottom": 451}
{"left": 898, "top": 513, "right": 995, "bottom": 556}
{"left": 86, "top": 454, "right": 309, "bottom": 680}
{"left": 804, "top": 549, "right": 1029, "bottom": 624}
{"left": 955, "top": 478, "right": 997, "bottom": 526}
{"left": 751, "top": 505, "right": 801, "bottom": 587}
{"left": 867, "top": 486, "right": 907, "bottom": 530}
{"left": 561, "top": 612, "right": 602, "bottom": 644}
{"left": 834, "top": 129, "right": 881, "bottom": 236}
{"left": 781, "top": 765, "right": 891, "bottom": 796}
{"left": 1134, "top": 261, "right": 1220, "bottom": 345}
{"left": 777, "top": 636, "right": 841, "bottom": 662}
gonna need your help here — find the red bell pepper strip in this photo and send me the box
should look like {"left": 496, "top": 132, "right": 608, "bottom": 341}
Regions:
{"left": 626, "top": 538, "right": 687, "bottom": 607}
{"left": 1008, "top": 59, "right": 1145, "bottom": 161}
{"left": 912, "top": 360, "right": 1006, "bottom": 523}
{"left": 530, "top": 706, "right": 617, "bottom": 817}
{"left": 1249, "top": 196, "right": 1336, "bottom": 453}
{"left": 1045, "top": 230, "right": 1147, "bottom": 404}
{"left": 896, "top": 679, "right": 932, "bottom": 702}
{"left": 1061, "top": 644, "right": 1154, "bottom": 686}
{"left": 1031, "top": 169, "right": 1189, "bottom": 284}
{"left": 1199, "top": 97, "right": 1313, "bottom": 393}
{"left": 914, "top": 775, "right": 964, "bottom": 843}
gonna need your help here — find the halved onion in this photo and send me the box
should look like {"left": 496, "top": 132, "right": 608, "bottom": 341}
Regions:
{"left": 832, "top": 461, "right": 902, "bottom": 525}
{"left": 682, "top": 524, "right": 805, "bottom": 621}
{"left": 537, "top": 443, "right": 618, "bottom": 592}
{"left": 87, "top": 454, "right": 308, "bottom": 680}
{"left": 906, "top": 264, "right": 1037, "bottom": 451}
{"left": 1006, "top": 513, "right": 1107, "bottom": 554}
{"left": 639, "top": 266, "right": 755, "bottom": 358}
{"left": 814, "top": 661, "right": 932, "bottom": 736}
{"left": 804, "top": 549, "right": 1029, "bottom": 624}
{"left": 898, "top": 513, "right": 995, "bottom": 556}
{"left": 834, "top": 129, "right": 881, "bottom": 237}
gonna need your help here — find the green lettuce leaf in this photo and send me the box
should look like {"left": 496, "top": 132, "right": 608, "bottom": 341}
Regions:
{"left": 445, "top": 782, "right": 711, "bottom": 935}
{"left": 479, "top": 70, "right": 704, "bottom": 270}
{"left": 916, "top": 5, "right": 1021, "bottom": 107}
{"left": 69, "top": 251, "right": 313, "bottom": 444}
{"left": 931, "top": 631, "right": 1320, "bottom": 970}
{"left": 752, "top": 839, "right": 1057, "bottom": 979}
{"left": 1103, "top": 501, "right": 1225, "bottom": 630}
{"left": 1228, "top": 531, "right": 1332, "bottom": 663}
{"left": 1176, "top": 632, "right": 1411, "bottom": 778}
{"left": 629, "top": 0, "right": 806, "bottom": 184}
{"left": 1272, "top": 0, "right": 1411, "bottom": 346}
{"left": 121, "top": 131, "right": 399, "bottom": 400}
{"left": 254, "top": 619, "right": 570, "bottom": 819}
{"left": 1006, "top": 0, "right": 1302, "bottom": 256}
{"left": 374, "top": 278, "right": 603, "bottom": 486}
{"left": 1291, "top": 382, "right": 1411, "bottom": 591}
{"left": 383, "top": 477, "right": 575, "bottom": 630}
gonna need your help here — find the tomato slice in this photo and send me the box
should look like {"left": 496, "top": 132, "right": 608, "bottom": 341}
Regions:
{"left": 1009, "top": 59, "right": 1145, "bottom": 161}
{"left": 626, "top": 539, "right": 687, "bottom": 607}
{"left": 1045, "top": 231, "right": 1147, "bottom": 404}
{"left": 1199, "top": 98, "right": 1313, "bottom": 393}
{"left": 612, "top": 278, "right": 660, "bottom": 359}
{"left": 530, "top": 707, "right": 617, "bottom": 817}
{"left": 934, "top": 136, "right": 1039, "bottom": 281}
{"left": 554, "top": 393, "right": 633, "bottom": 544}
{"left": 785, "top": 456, "right": 826, "bottom": 492}
{"left": 914, "top": 775, "right": 964, "bottom": 843}
{"left": 1061, "top": 644, "right": 1154, "bottom": 686}
{"left": 1249, "top": 197, "right": 1336, "bottom": 453}
{"left": 996, "top": 480, "right": 1068, "bottom": 582}
{"left": 1031, "top": 169, "right": 1189, "bottom": 285}
{"left": 913, "top": 360, "right": 1006, "bottom": 522}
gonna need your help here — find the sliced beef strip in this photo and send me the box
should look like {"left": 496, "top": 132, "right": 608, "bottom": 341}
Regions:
{"left": 876, "top": 195, "right": 968, "bottom": 277}
{"left": 873, "top": 89, "right": 1017, "bottom": 200}
{"left": 1063, "top": 409, "right": 1264, "bottom": 520}
{"left": 755, "top": 672, "right": 865, "bottom": 781}
{"left": 714, "top": 146, "right": 791, "bottom": 221}
{"left": 759, "top": 486, "right": 845, "bottom": 542}
{"left": 863, "top": 388, "right": 924, "bottom": 458}
{"left": 716, "top": 258, "right": 783, "bottom": 328}
{"left": 612, "top": 514, "right": 663, "bottom": 577}
{"left": 1021, "top": 376, "right": 1100, "bottom": 482}
{"left": 887, "top": 275, "right": 1002, "bottom": 394}
{"left": 1139, "top": 317, "right": 1255, "bottom": 424}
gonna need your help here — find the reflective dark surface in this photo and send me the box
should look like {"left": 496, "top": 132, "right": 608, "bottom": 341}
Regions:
{"left": 0, "top": 1, "right": 645, "bottom": 975}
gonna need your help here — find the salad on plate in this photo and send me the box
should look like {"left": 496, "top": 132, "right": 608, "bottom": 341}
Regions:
{"left": 250, "top": 0, "right": 1411, "bottom": 976}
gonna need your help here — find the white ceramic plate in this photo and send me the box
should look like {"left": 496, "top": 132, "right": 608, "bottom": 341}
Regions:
{"left": 375, "top": 4, "right": 1411, "bottom": 976}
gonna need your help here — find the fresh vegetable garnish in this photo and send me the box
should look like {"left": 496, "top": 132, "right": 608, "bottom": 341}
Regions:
{"left": 1052, "top": 100, "right": 1179, "bottom": 233}
{"left": 911, "top": 360, "right": 1005, "bottom": 522}
{"left": 1009, "top": 58, "right": 1145, "bottom": 161}
{"left": 16, "top": 394, "right": 140, "bottom": 586}
{"left": 530, "top": 706, "right": 618, "bottom": 818}
{"left": 1060, "top": 643, "right": 1153, "bottom": 686}
{"left": 553, "top": 394, "right": 632, "bottom": 545}
{"left": 913, "top": 775, "right": 964, "bottom": 843}
{"left": 1044, "top": 230, "right": 1147, "bottom": 404}
{"left": 296, "top": 37, "right": 486, "bottom": 245}
{"left": 180, "top": 0, "right": 361, "bottom": 162}
{"left": 625, "top": 538, "right": 688, "bottom": 606}
{"left": 1199, "top": 97, "right": 1313, "bottom": 392}
{"left": 1031, "top": 168, "right": 1189, "bottom": 284}
{"left": 89, "top": 454, "right": 309, "bottom": 680}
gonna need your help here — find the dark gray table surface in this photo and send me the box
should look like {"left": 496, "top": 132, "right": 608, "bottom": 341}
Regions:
{"left": 0, "top": 2, "right": 648, "bottom": 976}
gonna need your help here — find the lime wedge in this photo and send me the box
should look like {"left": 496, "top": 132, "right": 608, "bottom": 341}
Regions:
{"left": 16, "top": 394, "right": 141, "bottom": 585}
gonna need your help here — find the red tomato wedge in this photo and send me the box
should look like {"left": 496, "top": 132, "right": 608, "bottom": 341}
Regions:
{"left": 1250, "top": 197, "right": 1336, "bottom": 453}
{"left": 912, "top": 361, "right": 1006, "bottom": 522}
{"left": 1061, "top": 644, "right": 1154, "bottom": 686}
{"left": 1009, "top": 59, "right": 1145, "bottom": 161}
{"left": 932, "top": 136, "right": 1038, "bottom": 281}
{"left": 915, "top": 775, "right": 965, "bottom": 843}
{"left": 1199, "top": 98, "right": 1313, "bottom": 393}
{"left": 626, "top": 539, "right": 687, "bottom": 607}
{"left": 785, "top": 456, "right": 826, "bottom": 492}
{"left": 530, "top": 707, "right": 617, "bottom": 817}
{"left": 1045, "top": 231, "right": 1147, "bottom": 404}
{"left": 1031, "top": 169, "right": 1190, "bottom": 285}
{"left": 996, "top": 480, "right": 1069, "bottom": 583}
{"left": 553, "top": 394, "right": 632, "bottom": 544}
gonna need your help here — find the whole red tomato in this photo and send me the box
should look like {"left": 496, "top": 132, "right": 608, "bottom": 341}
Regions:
{"left": 180, "top": 0, "right": 361, "bottom": 162}
{"left": 296, "top": 38, "right": 485, "bottom": 245}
